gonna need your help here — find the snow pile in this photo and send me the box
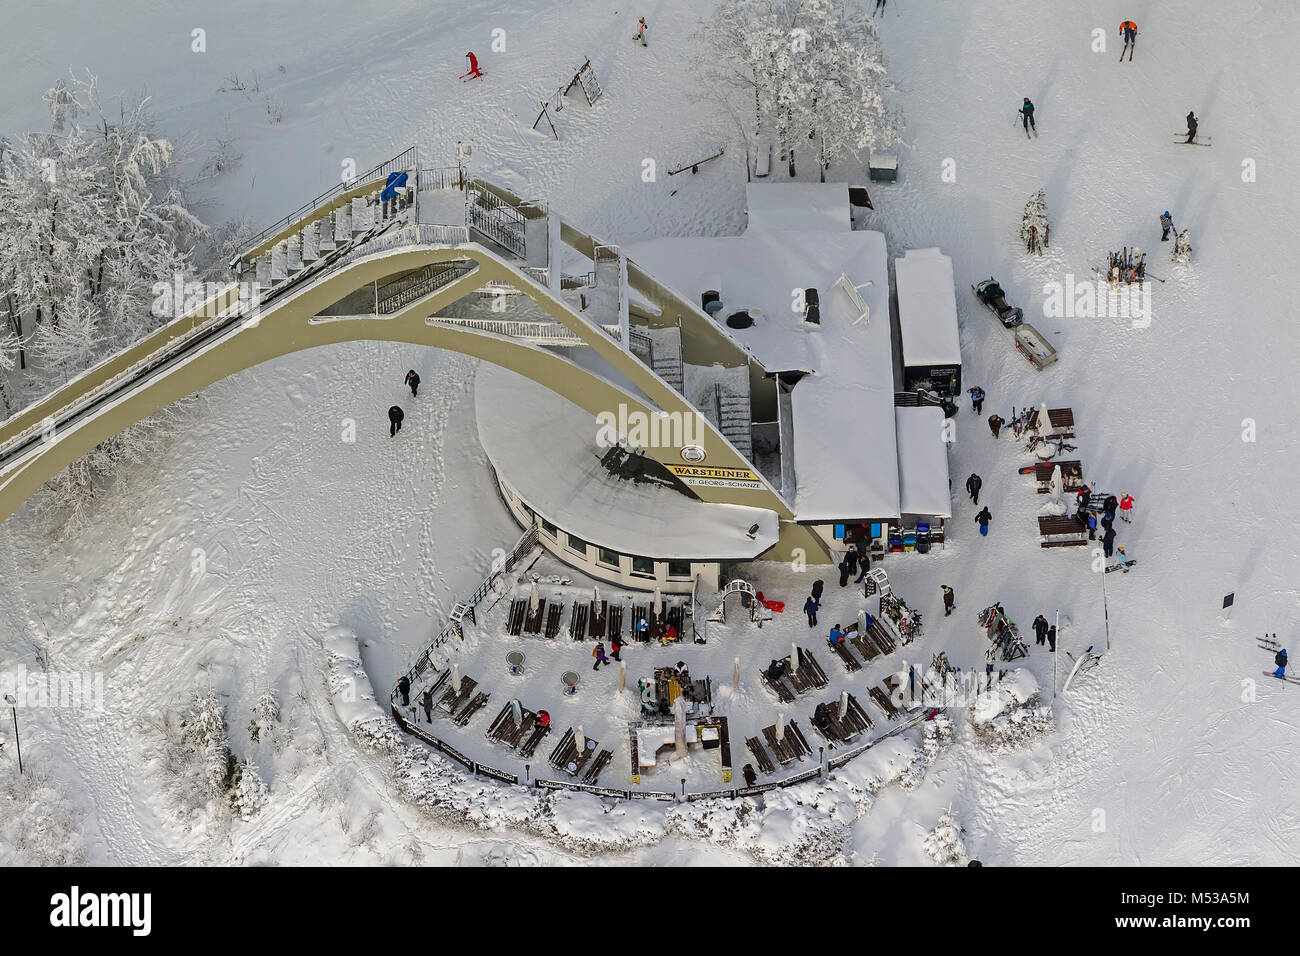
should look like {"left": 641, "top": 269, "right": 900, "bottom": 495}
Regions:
{"left": 0, "top": 768, "right": 86, "bottom": 866}
{"left": 968, "top": 670, "right": 1054, "bottom": 752}
{"left": 323, "top": 625, "right": 392, "bottom": 741}
{"left": 923, "top": 806, "right": 969, "bottom": 866}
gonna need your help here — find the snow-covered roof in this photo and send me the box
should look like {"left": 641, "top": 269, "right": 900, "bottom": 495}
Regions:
{"left": 475, "top": 362, "right": 779, "bottom": 561}
{"left": 894, "top": 248, "right": 961, "bottom": 368}
{"left": 744, "top": 181, "right": 851, "bottom": 234}
{"left": 627, "top": 187, "right": 900, "bottom": 522}
{"left": 894, "top": 406, "right": 952, "bottom": 518}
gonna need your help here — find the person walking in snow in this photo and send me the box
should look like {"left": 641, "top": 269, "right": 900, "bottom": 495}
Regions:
{"left": 405, "top": 369, "right": 420, "bottom": 397}
{"left": 1185, "top": 111, "right": 1199, "bottom": 144}
{"left": 1274, "top": 648, "right": 1289, "bottom": 680}
{"left": 1047, "top": 624, "right": 1056, "bottom": 652}
{"left": 421, "top": 688, "right": 433, "bottom": 722}
{"left": 803, "top": 595, "right": 820, "bottom": 628}
{"left": 838, "top": 555, "right": 851, "bottom": 588}
{"left": 388, "top": 404, "right": 404, "bottom": 437}
{"left": 397, "top": 675, "right": 411, "bottom": 707}
{"left": 634, "top": 16, "right": 648, "bottom": 46}
{"left": 988, "top": 414, "right": 1005, "bottom": 438}
{"left": 592, "top": 642, "right": 610, "bottom": 670}
{"left": 1102, "top": 523, "right": 1117, "bottom": 558}
{"left": 610, "top": 632, "right": 625, "bottom": 662}
{"left": 941, "top": 585, "right": 955, "bottom": 616}
{"left": 975, "top": 506, "right": 992, "bottom": 536}
{"left": 874, "top": 0, "right": 887, "bottom": 14}
{"left": 1019, "top": 98, "right": 1036, "bottom": 136}
{"left": 846, "top": 549, "right": 860, "bottom": 576}
{"left": 1119, "top": 493, "right": 1135, "bottom": 523}
{"left": 1160, "top": 211, "right": 1176, "bottom": 241}
{"left": 811, "top": 578, "right": 825, "bottom": 603}
{"left": 854, "top": 550, "right": 872, "bottom": 584}
{"left": 968, "top": 386, "right": 986, "bottom": 415}
{"left": 966, "top": 472, "right": 983, "bottom": 505}
{"left": 1032, "top": 614, "right": 1050, "bottom": 646}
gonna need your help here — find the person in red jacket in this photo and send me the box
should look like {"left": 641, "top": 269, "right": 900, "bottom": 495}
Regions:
{"left": 1119, "top": 493, "right": 1135, "bottom": 523}
{"left": 537, "top": 710, "right": 550, "bottom": 730}
{"left": 462, "top": 52, "right": 483, "bottom": 80}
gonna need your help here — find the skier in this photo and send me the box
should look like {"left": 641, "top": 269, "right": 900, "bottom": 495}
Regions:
{"left": 1119, "top": 493, "right": 1135, "bottom": 522}
{"left": 1119, "top": 20, "right": 1138, "bottom": 59}
{"left": 811, "top": 578, "right": 825, "bottom": 603}
{"left": 634, "top": 16, "right": 648, "bottom": 46}
{"left": 1032, "top": 614, "right": 1050, "bottom": 646}
{"left": 803, "top": 594, "right": 819, "bottom": 628}
{"left": 1160, "top": 211, "right": 1176, "bottom": 241}
{"left": 404, "top": 369, "right": 420, "bottom": 397}
{"left": 988, "top": 413, "right": 1005, "bottom": 438}
{"left": 397, "top": 675, "right": 411, "bottom": 707}
{"left": 592, "top": 642, "right": 610, "bottom": 670}
{"left": 974, "top": 506, "right": 992, "bottom": 537}
{"left": 966, "top": 472, "right": 983, "bottom": 505}
{"left": 462, "top": 51, "right": 484, "bottom": 80}
{"left": 388, "top": 404, "right": 404, "bottom": 437}
{"left": 968, "top": 385, "right": 986, "bottom": 414}
{"left": 941, "top": 584, "right": 955, "bottom": 616}
{"left": 1185, "top": 111, "right": 1199, "bottom": 144}
{"left": 610, "top": 632, "right": 625, "bottom": 661}
{"left": 1102, "top": 523, "right": 1117, "bottom": 558}
{"left": 1018, "top": 98, "right": 1036, "bottom": 137}
{"left": 742, "top": 763, "right": 758, "bottom": 787}
{"left": 1274, "top": 648, "right": 1289, "bottom": 680}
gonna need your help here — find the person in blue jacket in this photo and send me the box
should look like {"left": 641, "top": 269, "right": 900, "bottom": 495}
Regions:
{"left": 1276, "top": 649, "right": 1289, "bottom": 679}
{"left": 804, "top": 595, "right": 819, "bottom": 627}
{"left": 968, "top": 386, "right": 986, "bottom": 415}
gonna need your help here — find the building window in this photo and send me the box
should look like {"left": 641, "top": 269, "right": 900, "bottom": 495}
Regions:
{"left": 597, "top": 547, "right": 620, "bottom": 569}
{"left": 566, "top": 534, "right": 589, "bottom": 557}
{"left": 630, "top": 555, "right": 656, "bottom": 577}
{"left": 540, "top": 518, "right": 558, "bottom": 538}
{"left": 667, "top": 560, "right": 692, "bottom": 579}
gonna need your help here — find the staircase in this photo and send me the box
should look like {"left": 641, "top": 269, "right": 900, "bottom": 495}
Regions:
{"left": 649, "top": 329, "right": 683, "bottom": 392}
{"left": 715, "top": 383, "right": 753, "bottom": 460}
{"left": 466, "top": 183, "right": 527, "bottom": 259}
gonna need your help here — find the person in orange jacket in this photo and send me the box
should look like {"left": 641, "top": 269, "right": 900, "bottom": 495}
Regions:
{"left": 1119, "top": 20, "right": 1138, "bottom": 59}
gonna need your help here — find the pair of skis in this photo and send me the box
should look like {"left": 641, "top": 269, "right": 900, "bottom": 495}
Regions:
{"left": 1173, "top": 134, "right": 1212, "bottom": 147}
{"left": 1120, "top": 40, "right": 1135, "bottom": 61}
{"left": 1259, "top": 634, "right": 1299, "bottom": 684}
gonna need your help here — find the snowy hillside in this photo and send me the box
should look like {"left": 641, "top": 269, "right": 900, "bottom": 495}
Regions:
{"left": 1, "top": 0, "right": 1298, "bottom": 869}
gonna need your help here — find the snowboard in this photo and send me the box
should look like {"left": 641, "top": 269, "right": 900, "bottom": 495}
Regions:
{"left": 1104, "top": 559, "right": 1136, "bottom": 573}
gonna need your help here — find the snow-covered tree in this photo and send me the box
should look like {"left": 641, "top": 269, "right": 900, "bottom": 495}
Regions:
{"left": 180, "top": 689, "right": 234, "bottom": 799}
{"left": 0, "top": 71, "right": 209, "bottom": 524}
{"left": 700, "top": 0, "right": 903, "bottom": 179}
{"left": 923, "top": 805, "right": 968, "bottom": 866}
{"left": 248, "top": 688, "right": 281, "bottom": 744}
{"left": 1171, "top": 228, "right": 1192, "bottom": 265}
{"left": 230, "top": 758, "right": 270, "bottom": 820}
{"left": 1020, "top": 189, "right": 1049, "bottom": 255}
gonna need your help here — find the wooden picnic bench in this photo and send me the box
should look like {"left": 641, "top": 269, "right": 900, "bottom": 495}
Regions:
{"left": 1029, "top": 405, "right": 1075, "bottom": 437}
{"left": 519, "top": 721, "right": 551, "bottom": 758}
{"left": 582, "top": 749, "right": 614, "bottom": 785}
{"left": 1032, "top": 459, "right": 1084, "bottom": 493}
{"left": 587, "top": 600, "right": 607, "bottom": 638}
{"left": 522, "top": 600, "right": 546, "bottom": 635}
{"left": 811, "top": 693, "right": 873, "bottom": 744}
{"left": 607, "top": 604, "right": 624, "bottom": 641}
{"left": 549, "top": 727, "right": 600, "bottom": 776}
{"left": 439, "top": 675, "right": 478, "bottom": 715}
{"left": 788, "top": 648, "right": 829, "bottom": 693}
{"left": 544, "top": 603, "right": 563, "bottom": 639}
{"left": 569, "top": 601, "right": 588, "bottom": 640}
{"left": 506, "top": 599, "right": 527, "bottom": 636}
{"left": 486, "top": 702, "right": 537, "bottom": 748}
{"left": 746, "top": 736, "right": 776, "bottom": 774}
{"left": 828, "top": 637, "right": 861, "bottom": 672}
{"left": 869, "top": 684, "right": 902, "bottom": 721}
{"left": 1038, "top": 515, "right": 1088, "bottom": 548}
{"left": 454, "top": 691, "right": 491, "bottom": 727}
{"left": 762, "top": 720, "right": 812, "bottom": 764}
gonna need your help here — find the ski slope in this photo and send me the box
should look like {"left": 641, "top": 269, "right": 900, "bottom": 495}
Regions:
{"left": 1, "top": 0, "right": 1298, "bottom": 865}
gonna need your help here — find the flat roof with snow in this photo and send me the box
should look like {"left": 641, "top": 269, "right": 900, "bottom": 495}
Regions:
{"left": 895, "top": 406, "right": 953, "bottom": 518}
{"left": 628, "top": 183, "right": 902, "bottom": 522}
{"left": 895, "top": 248, "right": 962, "bottom": 368}
{"left": 475, "top": 362, "right": 779, "bottom": 561}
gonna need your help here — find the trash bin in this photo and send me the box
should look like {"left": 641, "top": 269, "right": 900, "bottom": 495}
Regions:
{"left": 507, "top": 651, "right": 526, "bottom": 676}
{"left": 561, "top": 671, "right": 581, "bottom": 696}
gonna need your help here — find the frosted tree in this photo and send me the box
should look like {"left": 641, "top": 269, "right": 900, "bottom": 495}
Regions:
{"left": 180, "top": 689, "right": 234, "bottom": 799}
{"left": 700, "top": 0, "right": 902, "bottom": 179}
{"left": 1020, "top": 189, "right": 1050, "bottom": 255}
{"left": 248, "top": 688, "right": 281, "bottom": 744}
{"left": 1171, "top": 229, "right": 1192, "bottom": 265}
{"left": 230, "top": 758, "right": 270, "bottom": 821}
{"left": 923, "top": 805, "right": 969, "bottom": 866}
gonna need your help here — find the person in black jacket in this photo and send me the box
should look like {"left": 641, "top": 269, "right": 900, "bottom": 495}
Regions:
{"left": 966, "top": 473, "right": 982, "bottom": 504}
{"left": 803, "top": 595, "right": 819, "bottom": 627}
{"left": 1102, "top": 524, "right": 1117, "bottom": 558}
{"left": 811, "top": 579, "right": 825, "bottom": 602}
{"left": 1047, "top": 625, "right": 1057, "bottom": 651}
{"left": 942, "top": 585, "right": 955, "bottom": 616}
{"left": 975, "top": 506, "right": 992, "bottom": 536}
{"left": 388, "top": 405, "right": 404, "bottom": 437}
{"left": 397, "top": 675, "right": 411, "bottom": 706}
{"left": 404, "top": 369, "right": 421, "bottom": 397}
{"left": 838, "top": 557, "right": 851, "bottom": 588}
{"left": 1032, "top": 614, "right": 1050, "bottom": 646}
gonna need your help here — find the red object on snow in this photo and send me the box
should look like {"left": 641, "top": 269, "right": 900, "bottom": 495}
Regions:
{"left": 461, "top": 52, "right": 484, "bottom": 80}
{"left": 756, "top": 590, "right": 785, "bottom": 613}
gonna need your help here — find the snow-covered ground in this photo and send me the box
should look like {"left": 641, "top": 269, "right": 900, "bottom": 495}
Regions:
{"left": 2, "top": 0, "right": 1299, "bottom": 866}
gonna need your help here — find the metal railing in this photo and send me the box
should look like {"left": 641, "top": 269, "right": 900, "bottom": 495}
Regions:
{"left": 240, "top": 146, "right": 418, "bottom": 261}
{"left": 377, "top": 260, "right": 476, "bottom": 315}
{"left": 466, "top": 183, "right": 527, "bottom": 259}
{"left": 418, "top": 165, "right": 465, "bottom": 192}
{"left": 429, "top": 317, "right": 621, "bottom": 345}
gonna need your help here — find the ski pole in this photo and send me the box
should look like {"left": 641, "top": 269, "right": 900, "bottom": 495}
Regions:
{"left": 1143, "top": 271, "right": 1167, "bottom": 284}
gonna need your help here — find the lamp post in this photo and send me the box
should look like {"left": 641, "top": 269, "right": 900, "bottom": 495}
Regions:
{"left": 4, "top": 694, "right": 20, "bottom": 774}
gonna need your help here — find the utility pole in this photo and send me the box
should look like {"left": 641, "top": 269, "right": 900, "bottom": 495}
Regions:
{"left": 4, "top": 694, "right": 21, "bottom": 774}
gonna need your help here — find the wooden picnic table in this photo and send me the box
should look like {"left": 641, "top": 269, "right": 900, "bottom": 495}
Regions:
{"left": 869, "top": 683, "right": 902, "bottom": 721}
{"left": 746, "top": 736, "right": 776, "bottom": 774}
{"left": 486, "top": 703, "right": 538, "bottom": 748}
{"left": 1029, "top": 406, "right": 1075, "bottom": 436}
{"left": 828, "top": 637, "right": 861, "bottom": 672}
{"left": 439, "top": 675, "right": 478, "bottom": 715}
{"left": 762, "top": 720, "right": 812, "bottom": 764}
{"left": 1038, "top": 515, "right": 1088, "bottom": 547}
{"left": 582, "top": 749, "right": 614, "bottom": 784}
{"left": 1032, "top": 459, "right": 1084, "bottom": 492}
{"left": 549, "top": 727, "right": 600, "bottom": 776}
{"left": 454, "top": 691, "right": 491, "bottom": 727}
{"left": 522, "top": 600, "right": 546, "bottom": 635}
